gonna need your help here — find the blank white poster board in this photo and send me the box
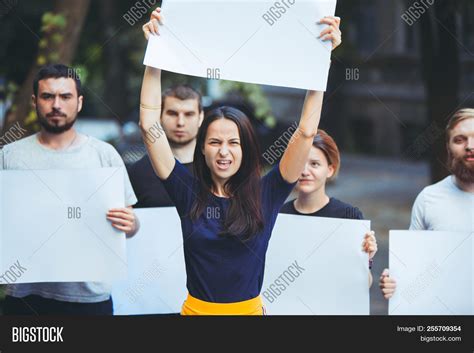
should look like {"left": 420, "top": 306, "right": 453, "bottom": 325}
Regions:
{"left": 389, "top": 230, "right": 473, "bottom": 315}
{"left": 0, "top": 168, "right": 127, "bottom": 283}
{"left": 113, "top": 208, "right": 186, "bottom": 314}
{"left": 144, "top": 0, "right": 337, "bottom": 91}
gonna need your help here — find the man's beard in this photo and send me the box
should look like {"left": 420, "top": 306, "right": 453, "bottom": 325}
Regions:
{"left": 168, "top": 135, "right": 195, "bottom": 147}
{"left": 165, "top": 128, "right": 197, "bottom": 147}
{"left": 37, "top": 108, "right": 77, "bottom": 134}
{"left": 449, "top": 153, "right": 474, "bottom": 184}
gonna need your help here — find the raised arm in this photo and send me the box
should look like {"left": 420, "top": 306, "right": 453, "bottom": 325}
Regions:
{"left": 280, "top": 90, "right": 323, "bottom": 182}
{"left": 279, "top": 16, "right": 341, "bottom": 183}
{"left": 139, "top": 8, "right": 175, "bottom": 180}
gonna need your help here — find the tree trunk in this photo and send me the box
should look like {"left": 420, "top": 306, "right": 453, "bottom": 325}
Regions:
{"left": 100, "top": 0, "right": 128, "bottom": 122}
{"left": 3, "top": 0, "right": 91, "bottom": 134}
{"left": 419, "top": 1, "right": 460, "bottom": 183}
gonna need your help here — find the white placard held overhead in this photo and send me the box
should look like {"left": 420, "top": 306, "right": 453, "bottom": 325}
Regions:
{"left": 144, "top": 0, "right": 337, "bottom": 91}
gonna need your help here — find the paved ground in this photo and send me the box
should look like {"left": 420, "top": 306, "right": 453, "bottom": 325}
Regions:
{"left": 324, "top": 154, "right": 430, "bottom": 315}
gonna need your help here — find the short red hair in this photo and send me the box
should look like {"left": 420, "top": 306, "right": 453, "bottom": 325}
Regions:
{"left": 312, "top": 129, "right": 341, "bottom": 180}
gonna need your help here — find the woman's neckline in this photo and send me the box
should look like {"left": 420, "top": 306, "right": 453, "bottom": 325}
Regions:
{"left": 293, "top": 197, "right": 332, "bottom": 215}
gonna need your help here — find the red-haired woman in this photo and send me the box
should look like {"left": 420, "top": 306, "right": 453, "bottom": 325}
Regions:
{"left": 139, "top": 8, "right": 342, "bottom": 315}
{"left": 280, "top": 130, "right": 377, "bottom": 285}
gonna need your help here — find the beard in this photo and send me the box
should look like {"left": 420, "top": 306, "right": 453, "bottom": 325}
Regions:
{"left": 449, "top": 153, "right": 474, "bottom": 184}
{"left": 168, "top": 135, "right": 195, "bottom": 147}
{"left": 165, "top": 128, "right": 197, "bottom": 147}
{"left": 37, "top": 108, "right": 77, "bottom": 134}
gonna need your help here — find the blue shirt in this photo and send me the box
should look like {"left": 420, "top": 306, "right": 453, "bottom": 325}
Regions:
{"left": 162, "top": 159, "right": 295, "bottom": 303}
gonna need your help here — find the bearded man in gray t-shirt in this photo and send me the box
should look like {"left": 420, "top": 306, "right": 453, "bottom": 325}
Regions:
{"left": 380, "top": 108, "right": 474, "bottom": 299}
{"left": 0, "top": 64, "right": 139, "bottom": 315}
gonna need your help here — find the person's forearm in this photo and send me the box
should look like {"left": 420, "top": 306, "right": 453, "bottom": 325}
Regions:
{"left": 297, "top": 90, "right": 323, "bottom": 138}
{"left": 139, "top": 66, "right": 162, "bottom": 129}
{"left": 139, "top": 66, "right": 175, "bottom": 179}
{"left": 279, "top": 90, "right": 324, "bottom": 182}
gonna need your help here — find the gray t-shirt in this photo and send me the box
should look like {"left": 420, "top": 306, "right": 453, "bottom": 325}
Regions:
{"left": 0, "top": 133, "right": 137, "bottom": 303}
{"left": 409, "top": 175, "right": 474, "bottom": 232}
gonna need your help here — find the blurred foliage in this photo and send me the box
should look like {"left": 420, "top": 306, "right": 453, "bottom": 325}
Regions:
{"left": 28, "top": 11, "right": 68, "bottom": 131}
{"left": 5, "top": 81, "right": 18, "bottom": 102}
{"left": 220, "top": 81, "right": 276, "bottom": 128}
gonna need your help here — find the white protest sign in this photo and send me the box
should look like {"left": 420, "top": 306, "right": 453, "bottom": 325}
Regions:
{"left": 263, "top": 214, "right": 370, "bottom": 315}
{"left": 113, "top": 207, "right": 186, "bottom": 315}
{"left": 389, "top": 230, "right": 473, "bottom": 315}
{"left": 113, "top": 208, "right": 370, "bottom": 315}
{"left": 144, "top": 0, "right": 337, "bottom": 91}
{"left": 0, "top": 168, "right": 127, "bottom": 283}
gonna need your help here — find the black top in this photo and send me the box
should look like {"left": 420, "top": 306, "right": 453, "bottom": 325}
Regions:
{"left": 279, "top": 197, "right": 364, "bottom": 220}
{"left": 127, "top": 154, "right": 194, "bottom": 208}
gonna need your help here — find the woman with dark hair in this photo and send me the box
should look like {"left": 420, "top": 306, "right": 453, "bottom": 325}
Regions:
{"left": 139, "top": 8, "right": 342, "bottom": 315}
{"left": 280, "top": 130, "right": 378, "bottom": 286}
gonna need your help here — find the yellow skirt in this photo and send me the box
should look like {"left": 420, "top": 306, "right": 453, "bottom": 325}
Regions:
{"left": 181, "top": 293, "right": 264, "bottom": 316}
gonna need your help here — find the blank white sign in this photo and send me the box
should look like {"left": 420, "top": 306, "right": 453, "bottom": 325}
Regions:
{"left": 113, "top": 208, "right": 186, "bottom": 315}
{"left": 389, "top": 230, "right": 473, "bottom": 315}
{"left": 0, "top": 168, "right": 127, "bottom": 283}
{"left": 263, "top": 214, "right": 370, "bottom": 315}
{"left": 144, "top": 0, "right": 337, "bottom": 91}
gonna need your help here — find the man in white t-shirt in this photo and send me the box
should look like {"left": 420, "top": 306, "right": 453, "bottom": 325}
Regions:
{"left": 0, "top": 64, "right": 139, "bottom": 315}
{"left": 380, "top": 108, "right": 474, "bottom": 299}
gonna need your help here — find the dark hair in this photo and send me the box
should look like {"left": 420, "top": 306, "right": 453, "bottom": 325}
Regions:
{"left": 162, "top": 85, "right": 203, "bottom": 113}
{"left": 191, "top": 106, "right": 264, "bottom": 240}
{"left": 33, "top": 64, "right": 82, "bottom": 97}
{"left": 312, "top": 129, "right": 341, "bottom": 180}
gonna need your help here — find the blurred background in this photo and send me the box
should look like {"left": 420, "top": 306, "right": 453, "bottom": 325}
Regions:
{"left": 0, "top": 0, "right": 473, "bottom": 315}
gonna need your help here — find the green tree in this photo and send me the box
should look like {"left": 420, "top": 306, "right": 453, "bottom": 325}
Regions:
{"left": 3, "top": 0, "right": 91, "bottom": 134}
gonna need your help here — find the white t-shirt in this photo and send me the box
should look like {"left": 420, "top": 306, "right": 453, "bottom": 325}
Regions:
{"left": 0, "top": 133, "right": 137, "bottom": 303}
{"left": 409, "top": 175, "right": 474, "bottom": 232}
